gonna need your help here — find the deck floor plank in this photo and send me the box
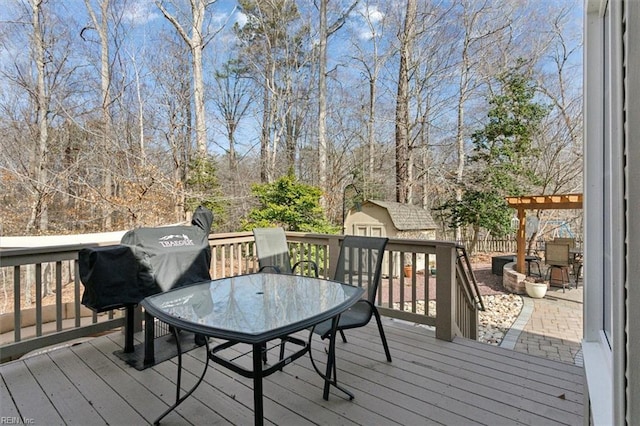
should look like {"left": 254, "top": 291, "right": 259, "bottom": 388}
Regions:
{"left": 100, "top": 333, "right": 265, "bottom": 426}
{"left": 386, "top": 321, "right": 582, "bottom": 384}
{"left": 1, "top": 317, "right": 584, "bottom": 426}
{"left": 22, "top": 352, "right": 106, "bottom": 425}
{"left": 171, "top": 346, "right": 316, "bottom": 426}
{"left": 178, "top": 341, "right": 389, "bottom": 426}
{"left": 350, "top": 321, "right": 584, "bottom": 414}
{"left": 316, "top": 340, "right": 539, "bottom": 425}
{"left": 70, "top": 338, "right": 208, "bottom": 424}
{"left": 0, "top": 356, "right": 65, "bottom": 424}
{"left": 48, "top": 342, "right": 148, "bottom": 425}
{"left": 0, "top": 370, "right": 21, "bottom": 419}
{"left": 382, "top": 321, "right": 583, "bottom": 395}
{"left": 285, "top": 336, "right": 504, "bottom": 425}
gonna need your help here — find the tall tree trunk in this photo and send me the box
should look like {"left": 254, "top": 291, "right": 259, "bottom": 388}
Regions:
{"left": 130, "top": 54, "right": 146, "bottom": 165}
{"left": 156, "top": 0, "right": 212, "bottom": 160}
{"left": 317, "top": 0, "right": 359, "bottom": 196}
{"left": 455, "top": 81, "right": 466, "bottom": 242}
{"left": 365, "top": 75, "right": 377, "bottom": 188}
{"left": 192, "top": 13, "right": 207, "bottom": 159}
{"left": 85, "top": 0, "right": 114, "bottom": 228}
{"left": 26, "top": 0, "right": 49, "bottom": 233}
{"left": 260, "top": 83, "right": 271, "bottom": 182}
{"left": 395, "top": 0, "right": 416, "bottom": 204}
{"left": 318, "top": 0, "right": 328, "bottom": 195}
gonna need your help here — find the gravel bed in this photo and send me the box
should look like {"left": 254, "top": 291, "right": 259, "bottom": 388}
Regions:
{"left": 478, "top": 293, "right": 523, "bottom": 345}
{"left": 392, "top": 293, "right": 524, "bottom": 346}
{"left": 391, "top": 259, "right": 525, "bottom": 346}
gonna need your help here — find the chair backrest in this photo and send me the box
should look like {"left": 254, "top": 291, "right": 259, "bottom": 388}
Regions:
{"left": 253, "top": 227, "right": 293, "bottom": 274}
{"left": 545, "top": 242, "right": 570, "bottom": 267}
{"left": 553, "top": 237, "right": 576, "bottom": 249}
{"left": 333, "top": 236, "right": 389, "bottom": 303}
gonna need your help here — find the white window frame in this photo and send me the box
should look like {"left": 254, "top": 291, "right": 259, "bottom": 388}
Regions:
{"left": 583, "top": 0, "right": 626, "bottom": 424}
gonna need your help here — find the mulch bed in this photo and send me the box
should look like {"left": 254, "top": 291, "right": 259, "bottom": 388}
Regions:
{"left": 472, "top": 263, "right": 508, "bottom": 296}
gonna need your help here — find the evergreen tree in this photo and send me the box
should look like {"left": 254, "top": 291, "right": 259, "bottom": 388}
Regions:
{"left": 186, "top": 156, "right": 226, "bottom": 228}
{"left": 470, "top": 61, "right": 550, "bottom": 195}
{"left": 242, "top": 171, "right": 338, "bottom": 233}
{"left": 438, "top": 61, "right": 550, "bottom": 252}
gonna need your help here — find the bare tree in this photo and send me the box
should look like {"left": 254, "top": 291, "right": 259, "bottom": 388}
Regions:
{"left": 526, "top": 4, "right": 583, "bottom": 252}
{"left": 412, "top": 2, "right": 457, "bottom": 211}
{"left": 317, "top": 0, "right": 359, "bottom": 200}
{"left": 345, "top": 1, "right": 392, "bottom": 198}
{"left": 156, "top": 0, "right": 219, "bottom": 160}
{"left": 3, "top": 0, "right": 77, "bottom": 233}
{"left": 212, "top": 62, "right": 253, "bottom": 194}
{"left": 450, "top": 0, "right": 512, "bottom": 239}
{"left": 83, "top": 0, "right": 117, "bottom": 228}
{"left": 235, "top": 0, "right": 311, "bottom": 182}
{"left": 0, "top": 0, "right": 584, "bottom": 237}
{"left": 149, "top": 34, "right": 195, "bottom": 222}
{"left": 26, "top": 0, "right": 50, "bottom": 232}
{"left": 394, "top": 0, "right": 416, "bottom": 203}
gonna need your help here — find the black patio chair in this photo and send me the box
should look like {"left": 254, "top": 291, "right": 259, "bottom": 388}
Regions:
{"left": 313, "top": 235, "right": 391, "bottom": 362}
{"left": 252, "top": 227, "right": 318, "bottom": 277}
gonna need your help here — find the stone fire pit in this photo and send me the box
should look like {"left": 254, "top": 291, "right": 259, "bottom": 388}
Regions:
{"left": 501, "top": 261, "right": 527, "bottom": 294}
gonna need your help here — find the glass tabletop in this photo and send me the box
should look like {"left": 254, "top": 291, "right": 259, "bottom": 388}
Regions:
{"left": 141, "top": 273, "right": 364, "bottom": 343}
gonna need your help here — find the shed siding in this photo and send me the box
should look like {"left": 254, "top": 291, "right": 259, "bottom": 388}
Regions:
{"left": 344, "top": 204, "right": 396, "bottom": 237}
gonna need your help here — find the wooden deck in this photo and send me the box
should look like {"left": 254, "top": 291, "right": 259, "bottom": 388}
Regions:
{"left": 1, "top": 318, "right": 584, "bottom": 425}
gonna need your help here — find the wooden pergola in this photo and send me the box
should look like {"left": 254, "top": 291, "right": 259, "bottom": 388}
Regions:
{"left": 506, "top": 194, "right": 583, "bottom": 274}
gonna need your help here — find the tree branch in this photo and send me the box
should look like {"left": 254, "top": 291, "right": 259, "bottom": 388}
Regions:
{"left": 327, "top": 0, "right": 360, "bottom": 36}
{"left": 155, "top": 1, "right": 193, "bottom": 46}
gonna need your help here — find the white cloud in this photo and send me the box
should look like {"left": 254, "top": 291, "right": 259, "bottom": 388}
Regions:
{"left": 366, "top": 5, "right": 384, "bottom": 24}
{"left": 122, "top": 2, "right": 160, "bottom": 26}
{"left": 355, "top": 4, "right": 385, "bottom": 40}
{"left": 358, "top": 29, "right": 374, "bottom": 41}
{"left": 234, "top": 11, "right": 247, "bottom": 28}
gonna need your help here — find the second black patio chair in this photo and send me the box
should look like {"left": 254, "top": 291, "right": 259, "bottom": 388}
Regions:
{"left": 252, "top": 227, "right": 318, "bottom": 277}
{"left": 313, "top": 235, "right": 392, "bottom": 362}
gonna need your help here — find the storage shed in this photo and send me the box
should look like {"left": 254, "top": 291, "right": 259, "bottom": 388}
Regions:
{"left": 344, "top": 200, "right": 437, "bottom": 276}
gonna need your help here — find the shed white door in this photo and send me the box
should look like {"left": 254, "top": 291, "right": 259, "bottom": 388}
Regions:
{"left": 352, "top": 225, "right": 384, "bottom": 237}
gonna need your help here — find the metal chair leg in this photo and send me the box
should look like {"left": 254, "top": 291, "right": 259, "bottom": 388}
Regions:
{"left": 372, "top": 307, "right": 392, "bottom": 362}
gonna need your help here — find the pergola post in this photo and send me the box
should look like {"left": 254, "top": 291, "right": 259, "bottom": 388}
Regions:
{"left": 506, "top": 194, "right": 583, "bottom": 277}
{"left": 516, "top": 207, "right": 526, "bottom": 274}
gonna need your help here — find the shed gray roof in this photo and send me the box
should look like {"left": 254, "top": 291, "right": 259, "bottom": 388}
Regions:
{"left": 365, "top": 200, "right": 437, "bottom": 231}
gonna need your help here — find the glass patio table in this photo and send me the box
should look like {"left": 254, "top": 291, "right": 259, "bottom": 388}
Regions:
{"left": 141, "top": 272, "right": 364, "bottom": 426}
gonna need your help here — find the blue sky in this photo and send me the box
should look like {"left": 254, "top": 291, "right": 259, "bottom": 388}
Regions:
{"left": 0, "top": 0, "right": 583, "bottom": 158}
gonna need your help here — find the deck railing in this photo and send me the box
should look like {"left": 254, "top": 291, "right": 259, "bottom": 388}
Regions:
{"left": 0, "top": 244, "right": 126, "bottom": 362}
{"left": 0, "top": 232, "right": 482, "bottom": 362}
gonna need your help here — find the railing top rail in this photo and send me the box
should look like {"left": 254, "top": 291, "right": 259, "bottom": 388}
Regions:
{"left": 0, "top": 243, "right": 103, "bottom": 255}
{"left": 455, "top": 245, "right": 485, "bottom": 311}
{"left": 0, "top": 243, "right": 109, "bottom": 267}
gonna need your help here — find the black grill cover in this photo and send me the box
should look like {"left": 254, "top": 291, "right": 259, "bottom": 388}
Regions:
{"left": 80, "top": 207, "right": 213, "bottom": 312}
{"left": 80, "top": 245, "right": 158, "bottom": 312}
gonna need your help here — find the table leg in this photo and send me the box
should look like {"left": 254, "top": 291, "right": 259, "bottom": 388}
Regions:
{"left": 153, "top": 328, "right": 210, "bottom": 425}
{"left": 252, "top": 344, "right": 264, "bottom": 426}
